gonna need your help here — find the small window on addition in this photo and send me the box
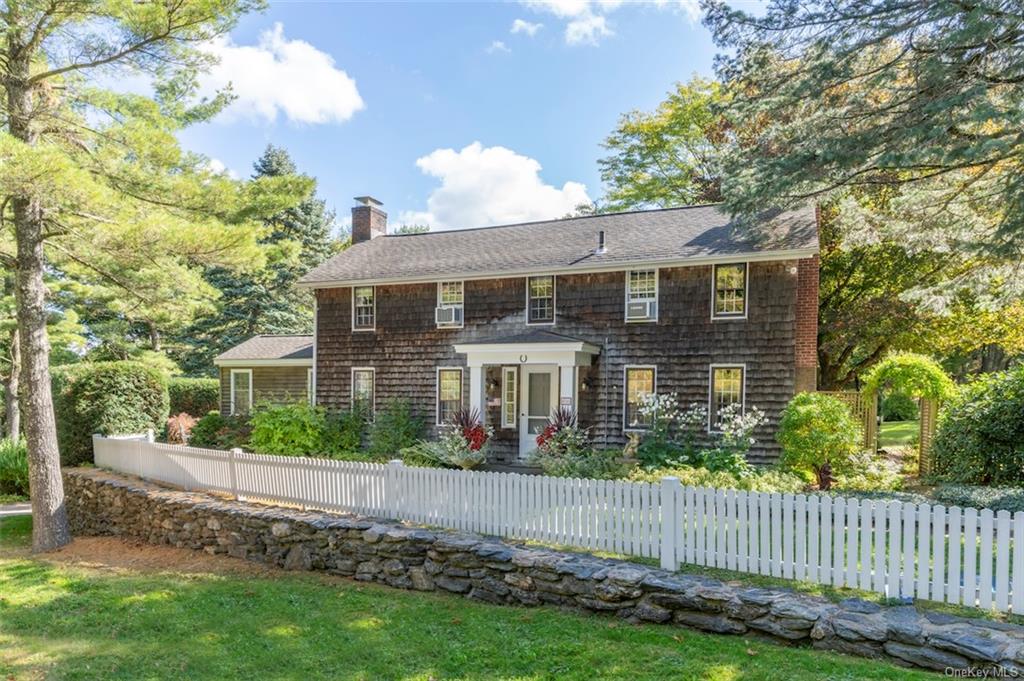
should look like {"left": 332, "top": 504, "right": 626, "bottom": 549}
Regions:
{"left": 624, "top": 366, "right": 656, "bottom": 431}
{"left": 709, "top": 365, "right": 745, "bottom": 431}
{"left": 713, "top": 263, "right": 747, "bottom": 319}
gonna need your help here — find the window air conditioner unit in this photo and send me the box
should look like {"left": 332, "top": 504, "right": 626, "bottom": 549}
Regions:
{"left": 436, "top": 306, "right": 463, "bottom": 325}
{"left": 626, "top": 300, "right": 656, "bottom": 321}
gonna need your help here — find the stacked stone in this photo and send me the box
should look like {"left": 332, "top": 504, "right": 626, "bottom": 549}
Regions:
{"left": 64, "top": 468, "right": 1024, "bottom": 674}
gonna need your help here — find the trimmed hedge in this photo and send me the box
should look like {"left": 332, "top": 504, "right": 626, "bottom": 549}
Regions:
{"left": 931, "top": 365, "right": 1024, "bottom": 486}
{"left": 168, "top": 377, "right": 220, "bottom": 417}
{"left": 54, "top": 361, "right": 169, "bottom": 466}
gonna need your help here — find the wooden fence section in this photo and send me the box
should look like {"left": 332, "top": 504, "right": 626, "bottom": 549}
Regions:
{"left": 918, "top": 398, "right": 939, "bottom": 475}
{"left": 817, "top": 390, "right": 878, "bottom": 452}
{"left": 92, "top": 435, "right": 1022, "bottom": 614}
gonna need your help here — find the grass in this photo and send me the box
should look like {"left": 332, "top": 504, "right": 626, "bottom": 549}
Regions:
{"left": 879, "top": 420, "right": 919, "bottom": 447}
{"left": 0, "top": 516, "right": 931, "bottom": 681}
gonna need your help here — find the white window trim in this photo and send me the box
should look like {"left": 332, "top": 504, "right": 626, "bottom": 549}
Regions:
{"left": 711, "top": 262, "right": 749, "bottom": 321}
{"left": 436, "top": 280, "right": 465, "bottom": 329}
{"left": 624, "top": 268, "right": 659, "bottom": 323}
{"left": 307, "top": 368, "right": 314, "bottom": 406}
{"left": 525, "top": 275, "right": 557, "bottom": 326}
{"left": 623, "top": 365, "right": 657, "bottom": 433}
{"left": 351, "top": 367, "right": 376, "bottom": 415}
{"left": 352, "top": 285, "right": 376, "bottom": 332}
{"left": 436, "top": 366, "right": 464, "bottom": 426}
{"left": 501, "top": 366, "right": 517, "bottom": 429}
{"left": 707, "top": 363, "right": 747, "bottom": 433}
{"left": 229, "top": 369, "right": 253, "bottom": 416}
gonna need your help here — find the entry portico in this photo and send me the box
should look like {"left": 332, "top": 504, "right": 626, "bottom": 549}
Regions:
{"left": 453, "top": 331, "right": 600, "bottom": 457}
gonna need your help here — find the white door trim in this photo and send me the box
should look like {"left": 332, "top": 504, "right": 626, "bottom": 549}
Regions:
{"left": 519, "top": 364, "right": 559, "bottom": 459}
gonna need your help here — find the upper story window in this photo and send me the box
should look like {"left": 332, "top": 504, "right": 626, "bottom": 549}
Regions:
{"left": 625, "top": 269, "right": 658, "bottom": 322}
{"left": 624, "top": 366, "right": 656, "bottom": 431}
{"left": 709, "top": 365, "right": 745, "bottom": 431}
{"left": 436, "top": 281, "right": 464, "bottom": 328}
{"left": 527, "top": 275, "right": 555, "bottom": 325}
{"left": 712, "top": 263, "right": 747, "bottom": 320}
{"left": 353, "top": 286, "right": 375, "bottom": 331}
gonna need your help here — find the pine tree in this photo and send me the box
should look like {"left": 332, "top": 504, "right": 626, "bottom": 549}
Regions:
{"left": 177, "top": 145, "right": 340, "bottom": 374}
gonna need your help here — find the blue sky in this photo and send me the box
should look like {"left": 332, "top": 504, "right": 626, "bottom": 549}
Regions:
{"left": 178, "top": 1, "right": 726, "bottom": 232}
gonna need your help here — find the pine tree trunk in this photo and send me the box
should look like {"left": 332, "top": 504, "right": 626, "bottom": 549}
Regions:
{"left": 4, "top": 327, "right": 20, "bottom": 440}
{"left": 7, "top": 30, "right": 71, "bottom": 551}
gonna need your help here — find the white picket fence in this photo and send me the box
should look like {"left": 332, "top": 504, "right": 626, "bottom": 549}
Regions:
{"left": 93, "top": 434, "right": 1023, "bottom": 614}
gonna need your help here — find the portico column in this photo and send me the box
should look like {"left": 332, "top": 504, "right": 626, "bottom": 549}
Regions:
{"left": 559, "top": 365, "right": 576, "bottom": 412}
{"left": 469, "top": 363, "right": 486, "bottom": 420}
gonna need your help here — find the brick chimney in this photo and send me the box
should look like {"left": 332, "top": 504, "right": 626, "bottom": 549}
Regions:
{"left": 794, "top": 254, "right": 820, "bottom": 393}
{"left": 351, "top": 196, "right": 386, "bottom": 244}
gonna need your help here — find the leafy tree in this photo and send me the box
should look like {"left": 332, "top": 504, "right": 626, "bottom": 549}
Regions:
{"left": 177, "top": 145, "right": 340, "bottom": 375}
{"left": 704, "top": 1, "right": 1024, "bottom": 270}
{"left": 599, "top": 76, "right": 726, "bottom": 210}
{"left": 777, "top": 392, "right": 861, "bottom": 490}
{"left": 394, "top": 224, "right": 429, "bottom": 235}
{"left": 0, "top": 0, "right": 300, "bottom": 551}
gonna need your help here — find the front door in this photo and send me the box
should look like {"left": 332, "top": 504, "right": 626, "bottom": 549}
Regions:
{"left": 519, "top": 365, "right": 558, "bottom": 458}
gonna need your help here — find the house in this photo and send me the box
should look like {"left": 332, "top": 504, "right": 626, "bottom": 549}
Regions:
{"left": 289, "top": 196, "right": 819, "bottom": 464}
{"left": 213, "top": 335, "right": 313, "bottom": 415}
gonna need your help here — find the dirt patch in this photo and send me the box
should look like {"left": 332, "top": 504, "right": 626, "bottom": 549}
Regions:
{"left": 37, "top": 537, "right": 281, "bottom": 578}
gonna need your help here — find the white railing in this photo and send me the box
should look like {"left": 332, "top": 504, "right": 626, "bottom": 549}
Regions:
{"left": 92, "top": 434, "right": 1023, "bottom": 614}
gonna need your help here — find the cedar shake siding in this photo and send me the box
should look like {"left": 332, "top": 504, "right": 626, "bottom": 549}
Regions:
{"left": 315, "top": 260, "right": 810, "bottom": 464}
{"left": 218, "top": 366, "right": 310, "bottom": 416}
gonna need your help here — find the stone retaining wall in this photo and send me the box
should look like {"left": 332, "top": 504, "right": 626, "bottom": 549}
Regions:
{"left": 64, "top": 468, "right": 1024, "bottom": 674}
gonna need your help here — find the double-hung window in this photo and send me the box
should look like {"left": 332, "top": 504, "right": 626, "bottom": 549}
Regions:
{"left": 625, "top": 269, "right": 658, "bottom": 322}
{"left": 712, "top": 263, "right": 747, "bottom": 319}
{"left": 353, "top": 286, "right": 375, "bottom": 330}
{"left": 230, "top": 369, "right": 252, "bottom": 415}
{"left": 436, "top": 281, "right": 464, "bottom": 328}
{"left": 437, "top": 368, "right": 463, "bottom": 425}
{"left": 351, "top": 368, "right": 375, "bottom": 414}
{"left": 709, "top": 365, "right": 745, "bottom": 431}
{"left": 527, "top": 275, "right": 555, "bottom": 324}
{"left": 624, "top": 366, "right": 656, "bottom": 431}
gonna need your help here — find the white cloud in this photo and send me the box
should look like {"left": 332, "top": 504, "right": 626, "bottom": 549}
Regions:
{"left": 399, "top": 142, "right": 591, "bottom": 230}
{"left": 524, "top": 0, "right": 700, "bottom": 45}
{"left": 202, "top": 23, "right": 364, "bottom": 124}
{"left": 510, "top": 18, "right": 544, "bottom": 36}
{"left": 486, "top": 40, "right": 511, "bottom": 54}
{"left": 204, "top": 158, "right": 238, "bottom": 179}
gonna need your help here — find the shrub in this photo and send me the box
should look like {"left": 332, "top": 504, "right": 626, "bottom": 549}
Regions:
{"left": 777, "top": 392, "right": 861, "bottom": 490}
{"left": 833, "top": 454, "right": 904, "bottom": 492}
{"left": 324, "top": 406, "right": 369, "bottom": 459}
{"left": 862, "top": 352, "right": 956, "bottom": 402}
{"left": 881, "top": 392, "right": 919, "bottom": 422}
{"left": 930, "top": 485, "right": 1024, "bottom": 514}
{"left": 168, "top": 377, "right": 220, "bottom": 417}
{"left": 166, "top": 413, "right": 198, "bottom": 445}
{"left": 368, "top": 399, "right": 424, "bottom": 459}
{"left": 0, "top": 438, "right": 29, "bottom": 497}
{"left": 189, "top": 411, "right": 251, "bottom": 450}
{"left": 405, "top": 409, "right": 492, "bottom": 470}
{"left": 628, "top": 464, "right": 806, "bottom": 493}
{"left": 634, "top": 395, "right": 706, "bottom": 468}
{"left": 54, "top": 361, "right": 169, "bottom": 466}
{"left": 248, "top": 403, "right": 329, "bottom": 456}
{"left": 529, "top": 408, "right": 627, "bottom": 479}
{"left": 931, "top": 366, "right": 1024, "bottom": 486}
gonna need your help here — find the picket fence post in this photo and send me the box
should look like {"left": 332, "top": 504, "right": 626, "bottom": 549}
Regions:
{"left": 388, "top": 459, "right": 404, "bottom": 521}
{"left": 229, "top": 448, "right": 242, "bottom": 500}
{"left": 660, "top": 476, "right": 679, "bottom": 570}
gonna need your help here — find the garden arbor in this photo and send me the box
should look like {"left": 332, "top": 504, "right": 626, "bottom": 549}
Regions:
{"left": 862, "top": 353, "right": 955, "bottom": 472}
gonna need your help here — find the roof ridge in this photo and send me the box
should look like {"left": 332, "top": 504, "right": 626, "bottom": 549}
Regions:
{"left": 387, "top": 203, "right": 726, "bottom": 238}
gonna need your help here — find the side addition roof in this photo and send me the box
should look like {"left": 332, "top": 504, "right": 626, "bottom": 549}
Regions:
{"left": 298, "top": 204, "right": 818, "bottom": 288}
{"left": 213, "top": 335, "right": 314, "bottom": 366}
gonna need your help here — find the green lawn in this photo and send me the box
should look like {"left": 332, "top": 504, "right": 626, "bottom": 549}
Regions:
{"left": 879, "top": 420, "right": 919, "bottom": 447}
{"left": 0, "top": 516, "right": 931, "bottom": 680}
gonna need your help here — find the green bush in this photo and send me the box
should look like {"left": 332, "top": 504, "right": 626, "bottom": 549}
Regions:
{"left": 0, "top": 438, "right": 29, "bottom": 497}
{"left": 168, "top": 377, "right": 220, "bottom": 417}
{"left": 931, "top": 366, "right": 1024, "bottom": 486}
{"left": 534, "top": 448, "right": 627, "bottom": 480}
{"left": 881, "top": 392, "right": 919, "bottom": 422}
{"left": 628, "top": 464, "right": 806, "bottom": 493}
{"left": 248, "top": 403, "right": 328, "bottom": 456}
{"left": 777, "top": 392, "right": 861, "bottom": 490}
{"left": 368, "top": 399, "right": 424, "bottom": 459}
{"left": 189, "top": 412, "right": 251, "bottom": 450}
{"left": 930, "top": 485, "right": 1024, "bottom": 514}
{"left": 324, "top": 406, "right": 369, "bottom": 459}
{"left": 54, "top": 361, "right": 169, "bottom": 466}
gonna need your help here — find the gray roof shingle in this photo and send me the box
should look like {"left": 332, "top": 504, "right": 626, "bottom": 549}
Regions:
{"left": 214, "top": 335, "right": 313, "bottom": 363}
{"left": 299, "top": 204, "right": 818, "bottom": 287}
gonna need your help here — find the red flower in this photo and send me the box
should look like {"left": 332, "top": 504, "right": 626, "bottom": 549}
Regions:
{"left": 536, "top": 424, "right": 557, "bottom": 448}
{"left": 462, "top": 425, "right": 488, "bottom": 451}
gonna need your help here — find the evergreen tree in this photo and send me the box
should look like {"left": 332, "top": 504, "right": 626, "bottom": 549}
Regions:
{"left": 177, "top": 145, "right": 340, "bottom": 374}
